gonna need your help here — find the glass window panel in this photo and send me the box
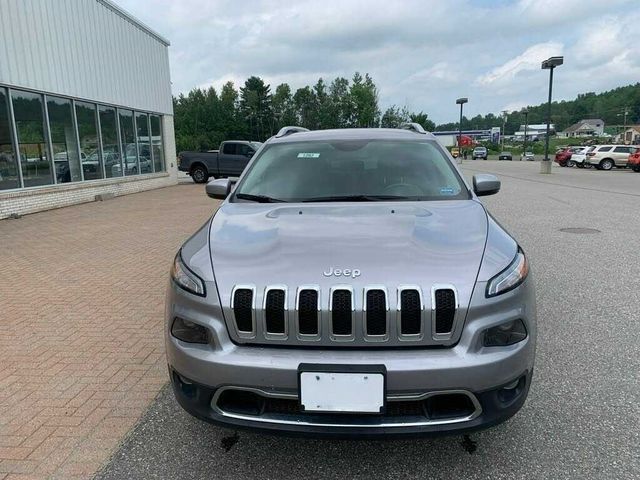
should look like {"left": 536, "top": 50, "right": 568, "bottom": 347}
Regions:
{"left": 99, "top": 106, "right": 121, "bottom": 178}
{"left": 12, "top": 90, "right": 52, "bottom": 187}
{"left": 47, "top": 96, "right": 81, "bottom": 183}
{"left": 118, "top": 109, "right": 137, "bottom": 176}
{"left": 150, "top": 115, "right": 164, "bottom": 172}
{"left": 135, "top": 112, "right": 152, "bottom": 173}
{"left": 76, "top": 101, "right": 102, "bottom": 180}
{"left": 0, "top": 87, "right": 20, "bottom": 190}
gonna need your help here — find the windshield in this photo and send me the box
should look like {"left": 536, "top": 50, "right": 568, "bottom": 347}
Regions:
{"left": 233, "top": 139, "right": 469, "bottom": 202}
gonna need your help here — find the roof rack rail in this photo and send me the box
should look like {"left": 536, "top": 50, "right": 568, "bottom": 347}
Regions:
{"left": 275, "top": 126, "right": 310, "bottom": 138}
{"left": 399, "top": 123, "right": 427, "bottom": 134}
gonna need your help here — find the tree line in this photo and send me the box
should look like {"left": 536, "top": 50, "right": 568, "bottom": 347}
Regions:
{"left": 436, "top": 83, "right": 640, "bottom": 135}
{"left": 173, "top": 72, "right": 435, "bottom": 152}
{"left": 173, "top": 74, "right": 640, "bottom": 152}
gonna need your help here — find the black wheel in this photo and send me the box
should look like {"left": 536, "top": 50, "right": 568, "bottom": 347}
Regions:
{"left": 576, "top": 163, "right": 584, "bottom": 169}
{"left": 633, "top": 166, "right": 640, "bottom": 172}
{"left": 566, "top": 160, "right": 576, "bottom": 167}
{"left": 599, "top": 159, "right": 614, "bottom": 171}
{"left": 190, "top": 165, "right": 208, "bottom": 183}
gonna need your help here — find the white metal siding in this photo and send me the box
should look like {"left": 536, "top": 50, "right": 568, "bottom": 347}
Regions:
{"left": 0, "top": 0, "right": 172, "bottom": 114}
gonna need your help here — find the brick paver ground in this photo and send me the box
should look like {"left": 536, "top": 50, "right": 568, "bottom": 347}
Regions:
{"left": 0, "top": 184, "right": 215, "bottom": 479}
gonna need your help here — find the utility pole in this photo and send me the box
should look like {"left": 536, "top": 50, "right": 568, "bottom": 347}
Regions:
{"left": 623, "top": 107, "right": 629, "bottom": 144}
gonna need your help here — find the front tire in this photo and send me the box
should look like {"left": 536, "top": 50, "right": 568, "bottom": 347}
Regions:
{"left": 190, "top": 165, "right": 208, "bottom": 183}
{"left": 599, "top": 159, "right": 614, "bottom": 171}
{"left": 566, "top": 160, "right": 576, "bottom": 167}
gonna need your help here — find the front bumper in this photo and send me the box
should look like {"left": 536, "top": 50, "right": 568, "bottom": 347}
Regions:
{"left": 169, "top": 367, "right": 532, "bottom": 438}
{"left": 165, "top": 275, "right": 536, "bottom": 437}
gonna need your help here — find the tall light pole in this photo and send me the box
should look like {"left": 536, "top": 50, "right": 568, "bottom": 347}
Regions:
{"left": 456, "top": 97, "right": 468, "bottom": 163}
{"left": 522, "top": 109, "right": 529, "bottom": 159}
{"left": 622, "top": 107, "right": 629, "bottom": 144}
{"left": 540, "top": 56, "right": 563, "bottom": 174}
{"left": 501, "top": 110, "right": 508, "bottom": 152}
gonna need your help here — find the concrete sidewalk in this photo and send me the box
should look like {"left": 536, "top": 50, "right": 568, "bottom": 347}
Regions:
{"left": 0, "top": 183, "right": 215, "bottom": 479}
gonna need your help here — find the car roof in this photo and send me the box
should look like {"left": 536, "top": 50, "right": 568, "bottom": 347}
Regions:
{"left": 268, "top": 128, "right": 438, "bottom": 144}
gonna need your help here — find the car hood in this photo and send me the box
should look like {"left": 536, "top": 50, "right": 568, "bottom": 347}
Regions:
{"left": 209, "top": 200, "right": 488, "bottom": 309}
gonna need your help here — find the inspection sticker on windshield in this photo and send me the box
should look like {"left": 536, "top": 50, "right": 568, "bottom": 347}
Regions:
{"left": 297, "top": 152, "right": 321, "bottom": 158}
{"left": 440, "top": 186, "right": 455, "bottom": 195}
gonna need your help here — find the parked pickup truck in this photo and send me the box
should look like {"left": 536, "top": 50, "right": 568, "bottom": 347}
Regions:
{"left": 178, "top": 140, "right": 262, "bottom": 183}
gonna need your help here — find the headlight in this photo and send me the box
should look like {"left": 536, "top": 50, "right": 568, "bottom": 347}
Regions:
{"left": 484, "top": 319, "right": 527, "bottom": 347}
{"left": 486, "top": 249, "right": 529, "bottom": 298}
{"left": 171, "top": 251, "right": 206, "bottom": 296}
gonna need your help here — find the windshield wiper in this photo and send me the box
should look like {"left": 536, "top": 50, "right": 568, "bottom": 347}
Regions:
{"left": 302, "top": 195, "right": 411, "bottom": 202}
{"left": 235, "top": 193, "right": 285, "bottom": 203}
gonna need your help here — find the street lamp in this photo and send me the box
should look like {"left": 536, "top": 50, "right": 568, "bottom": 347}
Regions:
{"left": 540, "top": 55, "right": 563, "bottom": 173}
{"left": 501, "top": 110, "right": 508, "bottom": 152}
{"left": 456, "top": 97, "right": 468, "bottom": 163}
{"left": 522, "top": 109, "right": 529, "bottom": 159}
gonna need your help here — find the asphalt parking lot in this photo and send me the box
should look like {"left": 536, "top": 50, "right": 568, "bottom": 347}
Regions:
{"left": 96, "top": 161, "right": 640, "bottom": 480}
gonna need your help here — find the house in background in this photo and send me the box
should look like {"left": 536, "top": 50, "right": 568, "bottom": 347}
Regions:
{"left": 616, "top": 125, "right": 640, "bottom": 145}
{"left": 559, "top": 119, "right": 605, "bottom": 138}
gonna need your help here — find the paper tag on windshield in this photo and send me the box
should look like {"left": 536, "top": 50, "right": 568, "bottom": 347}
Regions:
{"left": 297, "top": 152, "right": 320, "bottom": 158}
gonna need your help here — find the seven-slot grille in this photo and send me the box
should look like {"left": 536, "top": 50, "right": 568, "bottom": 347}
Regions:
{"left": 230, "top": 285, "right": 458, "bottom": 346}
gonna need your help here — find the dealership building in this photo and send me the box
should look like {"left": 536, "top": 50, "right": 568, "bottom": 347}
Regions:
{"left": 0, "top": 0, "right": 177, "bottom": 219}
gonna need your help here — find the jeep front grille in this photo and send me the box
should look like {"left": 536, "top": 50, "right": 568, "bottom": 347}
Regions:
{"left": 365, "top": 289, "right": 387, "bottom": 336}
{"left": 434, "top": 288, "right": 456, "bottom": 334}
{"left": 226, "top": 284, "right": 459, "bottom": 347}
{"left": 232, "top": 288, "right": 254, "bottom": 334}
{"left": 264, "top": 288, "right": 286, "bottom": 335}
{"left": 331, "top": 289, "right": 353, "bottom": 336}
{"left": 399, "top": 289, "right": 421, "bottom": 336}
{"left": 297, "top": 289, "right": 319, "bottom": 335}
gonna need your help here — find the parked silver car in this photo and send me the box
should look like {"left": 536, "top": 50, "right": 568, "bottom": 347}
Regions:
{"left": 166, "top": 124, "right": 537, "bottom": 437}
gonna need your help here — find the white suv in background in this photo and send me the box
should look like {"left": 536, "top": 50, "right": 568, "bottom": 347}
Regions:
{"left": 586, "top": 145, "right": 637, "bottom": 170}
{"left": 570, "top": 146, "right": 591, "bottom": 168}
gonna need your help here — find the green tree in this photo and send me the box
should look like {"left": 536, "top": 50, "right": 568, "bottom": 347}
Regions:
{"left": 240, "top": 76, "right": 272, "bottom": 139}
{"left": 409, "top": 112, "right": 436, "bottom": 131}
{"left": 293, "top": 86, "right": 318, "bottom": 129}
{"left": 271, "top": 83, "right": 297, "bottom": 132}
{"left": 350, "top": 72, "right": 380, "bottom": 127}
{"left": 380, "top": 105, "right": 410, "bottom": 128}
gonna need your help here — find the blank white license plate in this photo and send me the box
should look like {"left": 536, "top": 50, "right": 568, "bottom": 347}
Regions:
{"left": 300, "top": 372, "right": 384, "bottom": 413}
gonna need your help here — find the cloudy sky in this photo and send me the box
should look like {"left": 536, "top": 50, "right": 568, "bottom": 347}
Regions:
{"left": 117, "top": 0, "right": 640, "bottom": 123}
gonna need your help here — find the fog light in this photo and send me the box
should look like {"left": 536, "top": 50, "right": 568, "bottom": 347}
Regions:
{"left": 171, "top": 317, "right": 209, "bottom": 344}
{"left": 484, "top": 319, "right": 527, "bottom": 347}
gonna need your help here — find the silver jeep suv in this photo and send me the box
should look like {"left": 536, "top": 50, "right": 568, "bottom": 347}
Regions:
{"left": 166, "top": 124, "right": 536, "bottom": 437}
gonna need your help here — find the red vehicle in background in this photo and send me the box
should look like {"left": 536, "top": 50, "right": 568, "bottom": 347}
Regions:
{"left": 628, "top": 149, "right": 640, "bottom": 172}
{"left": 555, "top": 147, "right": 575, "bottom": 167}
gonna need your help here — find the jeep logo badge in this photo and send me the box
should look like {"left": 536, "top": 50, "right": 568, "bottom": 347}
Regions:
{"left": 323, "top": 267, "right": 361, "bottom": 278}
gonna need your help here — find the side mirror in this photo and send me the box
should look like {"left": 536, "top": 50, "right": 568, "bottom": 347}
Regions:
{"left": 473, "top": 174, "right": 501, "bottom": 197}
{"left": 206, "top": 178, "right": 236, "bottom": 199}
